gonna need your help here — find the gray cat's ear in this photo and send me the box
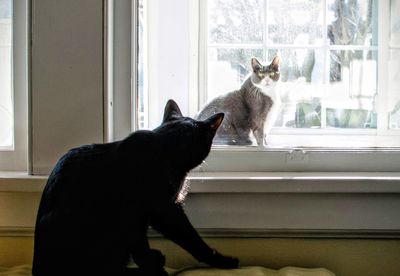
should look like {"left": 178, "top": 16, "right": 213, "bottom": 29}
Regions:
{"left": 270, "top": 56, "right": 280, "bottom": 71}
{"left": 205, "top": 113, "right": 224, "bottom": 131}
{"left": 251, "top": 57, "right": 262, "bottom": 72}
{"left": 163, "top": 99, "right": 183, "bottom": 123}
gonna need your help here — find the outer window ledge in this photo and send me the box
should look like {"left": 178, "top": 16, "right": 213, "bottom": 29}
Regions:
{"left": 188, "top": 172, "right": 400, "bottom": 194}
{"left": 0, "top": 172, "right": 46, "bottom": 192}
{"left": 1, "top": 172, "right": 400, "bottom": 193}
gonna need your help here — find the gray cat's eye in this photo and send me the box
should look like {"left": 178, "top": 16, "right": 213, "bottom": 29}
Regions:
{"left": 266, "top": 71, "right": 279, "bottom": 78}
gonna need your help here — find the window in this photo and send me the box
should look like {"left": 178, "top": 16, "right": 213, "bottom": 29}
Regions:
{"left": 204, "top": 0, "right": 385, "bottom": 148}
{"left": 138, "top": 0, "right": 400, "bottom": 171}
{"left": 0, "top": 0, "right": 28, "bottom": 171}
{"left": 136, "top": 0, "right": 399, "bottom": 172}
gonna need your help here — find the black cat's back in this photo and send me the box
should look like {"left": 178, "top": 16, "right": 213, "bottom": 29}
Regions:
{"left": 33, "top": 134, "right": 164, "bottom": 275}
{"left": 35, "top": 142, "right": 119, "bottom": 214}
{"left": 33, "top": 142, "right": 128, "bottom": 275}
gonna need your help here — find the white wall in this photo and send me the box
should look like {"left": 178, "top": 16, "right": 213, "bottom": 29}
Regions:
{"left": 1, "top": 0, "right": 399, "bottom": 240}
{"left": 31, "top": 0, "right": 104, "bottom": 174}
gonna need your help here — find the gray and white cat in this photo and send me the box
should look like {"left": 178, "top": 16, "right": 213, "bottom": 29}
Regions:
{"left": 197, "top": 56, "right": 281, "bottom": 146}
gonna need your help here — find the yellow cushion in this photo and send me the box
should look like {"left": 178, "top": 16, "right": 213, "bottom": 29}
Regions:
{"left": 0, "top": 265, "right": 32, "bottom": 276}
{"left": 1, "top": 265, "right": 335, "bottom": 276}
{"left": 169, "top": 266, "right": 336, "bottom": 276}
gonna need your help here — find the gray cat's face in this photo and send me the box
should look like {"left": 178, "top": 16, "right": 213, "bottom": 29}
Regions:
{"left": 251, "top": 56, "right": 280, "bottom": 85}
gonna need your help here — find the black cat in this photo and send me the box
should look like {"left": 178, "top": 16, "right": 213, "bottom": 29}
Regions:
{"left": 32, "top": 100, "right": 238, "bottom": 276}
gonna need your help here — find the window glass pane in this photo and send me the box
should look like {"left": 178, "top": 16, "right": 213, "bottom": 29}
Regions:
{"left": 389, "top": 0, "right": 400, "bottom": 130}
{"left": 389, "top": 49, "right": 400, "bottom": 129}
{"left": 391, "top": 0, "right": 400, "bottom": 45}
{"left": 268, "top": 0, "right": 324, "bottom": 45}
{"left": 0, "top": 0, "right": 12, "bottom": 148}
{"left": 138, "top": 1, "right": 146, "bottom": 129}
{"left": 202, "top": 0, "right": 381, "bottom": 147}
{"left": 267, "top": 48, "right": 324, "bottom": 129}
{"left": 327, "top": 0, "right": 377, "bottom": 46}
{"left": 327, "top": 50, "right": 377, "bottom": 128}
{"left": 207, "top": 48, "right": 263, "bottom": 100}
{"left": 208, "top": 0, "right": 264, "bottom": 44}
{"left": 137, "top": 0, "right": 190, "bottom": 130}
{"left": 269, "top": 48, "right": 325, "bottom": 83}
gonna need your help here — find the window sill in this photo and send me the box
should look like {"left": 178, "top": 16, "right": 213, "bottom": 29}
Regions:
{"left": 1, "top": 172, "right": 400, "bottom": 237}
{"left": 188, "top": 172, "right": 400, "bottom": 193}
{"left": 1, "top": 171, "right": 399, "bottom": 193}
{"left": 0, "top": 172, "right": 46, "bottom": 192}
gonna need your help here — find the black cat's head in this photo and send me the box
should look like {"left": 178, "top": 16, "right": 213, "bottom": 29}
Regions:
{"left": 251, "top": 56, "right": 280, "bottom": 85}
{"left": 154, "top": 100, "right": 224, "bottom": 172}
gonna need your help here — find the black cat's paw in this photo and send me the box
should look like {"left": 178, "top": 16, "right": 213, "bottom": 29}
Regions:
{"left": 137, "top": 249, "right": 166, "bottom": 269}
{"left": 141, "top": 267, "right": 169, "bottom": 276}
{"left": 205, "top": 249, "right": 239, "bottom": 269}
{"left": 126, "top": 267, "right": 169, "bottom": 276}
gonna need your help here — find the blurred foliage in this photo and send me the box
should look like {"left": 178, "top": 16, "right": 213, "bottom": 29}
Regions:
{"left": 209, "top": 0, "right": 264, "bottom": 44}
{"left": 210, "top": 0, "right": 375, "bottom": 83}
{"left": 389, "top": 101, "right": 400, "bottom": 129}
{"left": 296, "top": 99, "right": 321, "bottom": 128}
{"left": 326, "top": 108, "right": 376, "bottom": 128}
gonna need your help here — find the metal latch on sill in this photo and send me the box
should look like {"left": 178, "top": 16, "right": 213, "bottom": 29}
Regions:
{"left": 286, "top": 149, "right": 309, "bottom": 164}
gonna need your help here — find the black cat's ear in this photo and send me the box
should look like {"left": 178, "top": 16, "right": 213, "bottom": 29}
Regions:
{"left": 251, "top": 57, "right": 262, "bottom": 72}
{"left": 270, "top": 56, "right": 280, "bottom": 71}
{"left": 205, "top": 113, "right": 224, "bottom": 131}
{"left": 163, "top": 99, "right": 183, "bottom": 123}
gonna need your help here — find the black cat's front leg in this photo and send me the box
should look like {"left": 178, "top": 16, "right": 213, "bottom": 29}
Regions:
{"left": 126, "top": 249, "right": 168, "bottom": 276}
{"left": 129, "top": 221, "right": 168, "bottom": 275}
{"left": 149, "top": 202, "right": 239, "bottom": 269}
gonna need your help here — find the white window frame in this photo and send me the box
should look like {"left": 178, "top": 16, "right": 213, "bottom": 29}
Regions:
{"left": 0, "top": 0, "right": 28, "bottom": 172}
{"left": 105, "top": 0, "right": 136, "bottom": 142}
{"left": 130, "top": 0, "right": 400, "bottom": 172}
{"left": 199, "top": 0, "right": 394, "bottom": 135}
{"left": 187, "top": 0, "right": 400, "bottom": 173}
